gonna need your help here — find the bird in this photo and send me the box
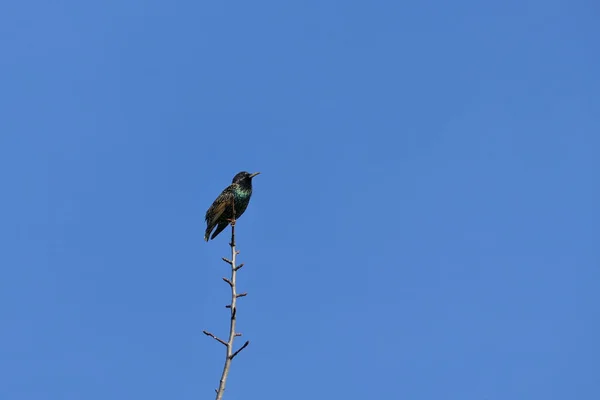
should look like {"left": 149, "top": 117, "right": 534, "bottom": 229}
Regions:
{"left": 204, "top": 171, "right": 260, "bottom": 241}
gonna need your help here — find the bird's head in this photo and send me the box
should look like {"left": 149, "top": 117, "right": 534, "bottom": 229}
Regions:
{"left": 232, "top": 171, "right": 261, "bottom": 184}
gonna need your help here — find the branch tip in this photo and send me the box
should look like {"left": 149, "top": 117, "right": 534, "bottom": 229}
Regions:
{"left": 203, "top": 330, "right": 228, "bottom": 347}
{"left": 230, "top": 341, "right": 250, "bottom": 359}
{"left": 222, "top": 277, "right": 233, "bottom": 286}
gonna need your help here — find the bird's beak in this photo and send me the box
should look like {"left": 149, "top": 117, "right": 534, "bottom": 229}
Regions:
{"left": 249, "top": 172, "right": 261, "bottom": 178}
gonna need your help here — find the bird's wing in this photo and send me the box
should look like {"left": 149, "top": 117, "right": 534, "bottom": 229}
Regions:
{"left": 205, "top": 187, "right": 234, "bottom": 224}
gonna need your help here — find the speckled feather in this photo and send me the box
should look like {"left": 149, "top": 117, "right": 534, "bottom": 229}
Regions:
{"left": 204, "top": 171, "right": 259, "bottom": 241}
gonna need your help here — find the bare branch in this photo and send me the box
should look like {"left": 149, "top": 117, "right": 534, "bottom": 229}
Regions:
{"left": 205, "top": 198, "right": 252, "bottom": 400}
{"left": 203, "top": 331, "right": 228, "bottom": 347}
{"left": 230, "top": 341, "right": 250, "bottom": 360}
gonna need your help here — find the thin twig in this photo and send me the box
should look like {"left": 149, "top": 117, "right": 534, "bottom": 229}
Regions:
{"left": 222, "top": 277, "right": 233, "bottom": 287}
{"left": 230, "top": 340, "right": 250, "bottom": 360}
{"left": 203, "top": 331, "right": 228, "bottom": 347}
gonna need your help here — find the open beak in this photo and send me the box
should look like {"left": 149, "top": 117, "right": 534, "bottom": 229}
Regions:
{"left": 249, "top": 172, "right": 261, "bottom": 178}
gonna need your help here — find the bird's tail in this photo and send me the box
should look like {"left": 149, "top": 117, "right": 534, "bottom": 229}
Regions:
{"left": 210, "top": 222, "right": 228, "bottom": 240}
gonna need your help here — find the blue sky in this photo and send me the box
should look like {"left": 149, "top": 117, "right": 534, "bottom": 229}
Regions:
{"left": 1, "top": 1, "right": 598, "bottom": 399}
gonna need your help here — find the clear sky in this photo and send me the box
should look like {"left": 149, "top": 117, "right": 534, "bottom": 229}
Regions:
{"left": 1, "top": 1, "right": 598, "bottom": 399}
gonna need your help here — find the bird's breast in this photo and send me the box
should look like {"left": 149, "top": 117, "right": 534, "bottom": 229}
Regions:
{"left": 234, "top": 188, "right": 252, "bottom": 199}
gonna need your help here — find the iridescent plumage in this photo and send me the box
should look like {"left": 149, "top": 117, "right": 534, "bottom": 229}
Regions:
{"left": 204, "top": 171, "right": 260, "bottom": 241}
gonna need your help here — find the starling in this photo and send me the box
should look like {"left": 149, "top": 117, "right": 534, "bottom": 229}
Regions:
{"left": 204, "top": 171, "right": 260, "bottom": 241}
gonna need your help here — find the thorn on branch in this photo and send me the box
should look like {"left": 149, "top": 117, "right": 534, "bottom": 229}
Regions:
{"left": 230, "top": 341, "right": 250, "bottom": 360}
{"left": 222, "top": 277, "right": 233, "bottom": 286}
{"left": 234, "top": 263, "right": 244, "bottom": 271}
{"left": 225, "top": 304, "right": 231, "bottom": 308}
{"left": 221, "top": 257, "right": 233, "bottom": 265}
{"left": 235, "top": 333, "right": 242, "bottom": 337}
{"left": 236, "top": 293, "right": 248, "bottom": 298}
{"left": 203, "top": 330, "right": 228, "bottom": 347}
